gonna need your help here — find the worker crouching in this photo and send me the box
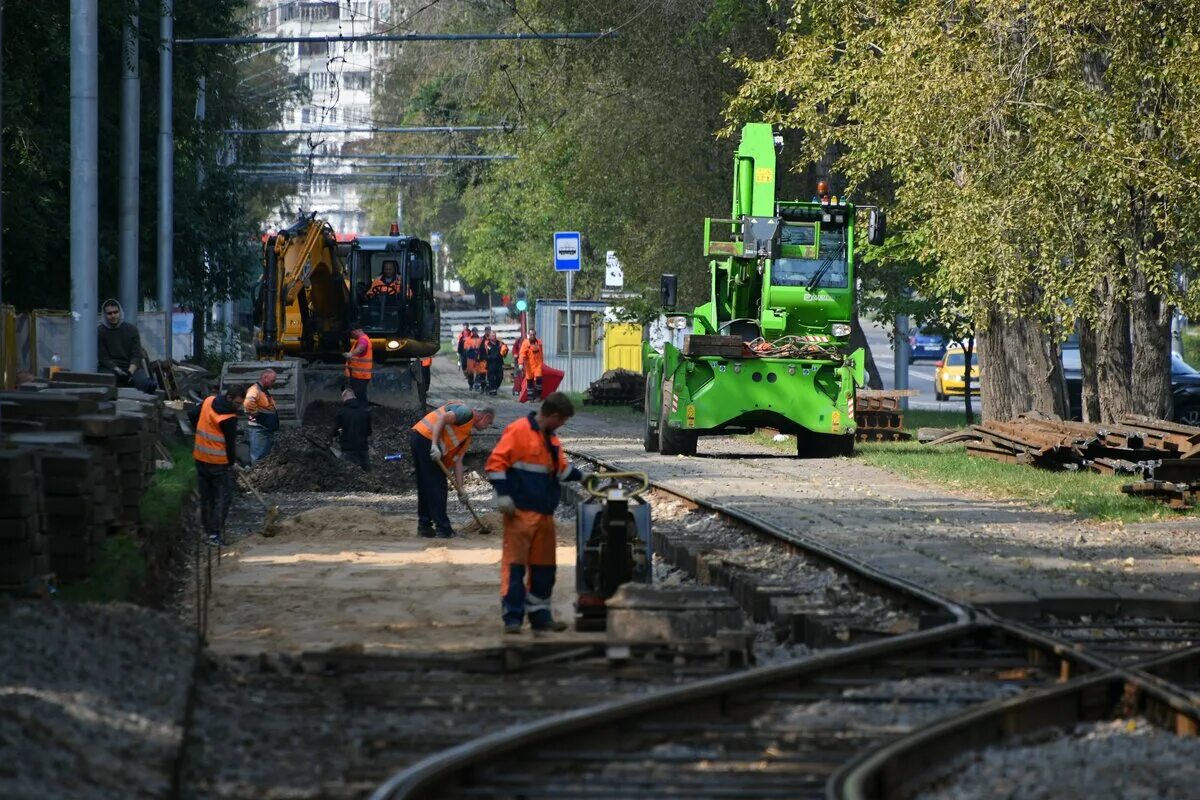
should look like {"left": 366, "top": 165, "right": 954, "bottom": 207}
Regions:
{"left": 331, "top": 388, "right": 372, "bottom": 469}
{"left": 486, "top": 392, "right": 583, "bottom": 635}
{"left": 410, "top": 402, "right": 495, "bottom": 538}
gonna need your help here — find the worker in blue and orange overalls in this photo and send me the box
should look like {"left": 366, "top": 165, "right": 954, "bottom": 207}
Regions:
{"left": 344, "top": 326, "right": 373, "bottom": 403}
{"left": 486, "top": 391, "right": 584, "bottom": 635}
{"left": 189, "top": 385, "right": 246, "bottom": 546}
{"left": 464, "top": 326, "right": 482, "bottom": 391}
{"left": 410, "top": 401, "right": 496, "bottom": 538}
{"left": 483, "top": 330, "right": 509, "bottom": 396}
{"left": 472, "top": 325, "right": 491, "bottom": 392}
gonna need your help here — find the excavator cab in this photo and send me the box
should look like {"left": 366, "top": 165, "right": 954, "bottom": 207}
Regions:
{"left": 346, "top": 236, "right": 439, "bottom": 359}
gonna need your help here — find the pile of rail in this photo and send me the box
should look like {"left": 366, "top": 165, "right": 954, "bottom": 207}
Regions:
{"left": 854, "top": 390, "right": 915, "bottom": 442}
{"left": 0, "top": 370, "right": 164, "bottom": 591}
{"left": 928, "top": 414, "right": 1200, "bottom": 507}
{"left": 583, "top": 368, "right": 645, "bottom": 408}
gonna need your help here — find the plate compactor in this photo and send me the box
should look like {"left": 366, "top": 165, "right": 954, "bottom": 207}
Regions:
{"left": 575, "top": 472, "right": 653, "bottom": 631}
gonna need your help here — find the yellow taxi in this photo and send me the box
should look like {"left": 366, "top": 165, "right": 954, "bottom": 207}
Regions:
{"left": 934, "top": 345, "right": 980, "bottom": 401}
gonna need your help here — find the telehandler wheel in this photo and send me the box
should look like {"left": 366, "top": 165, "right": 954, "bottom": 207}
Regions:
{"left": 659, "top": 401, "right": 698, "bottom": 457}
{"left": 642, "top": 383, "right": 660, "bottom": 453}
{"left": 796, "top": 430, "right": 854, "bottom": 459}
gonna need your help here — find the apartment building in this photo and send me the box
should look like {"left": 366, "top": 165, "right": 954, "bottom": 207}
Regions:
{"left": 250, "top": 1, "right": 394, "bottom": 235}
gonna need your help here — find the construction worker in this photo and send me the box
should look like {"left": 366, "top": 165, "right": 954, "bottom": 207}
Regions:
{"left": 244, "top": 369, "right": 279, "bottom": 464}
{"left": 456, "top": 323, "right": 471, "bottom": 380}
{"left": 419, "top": 355, "right": 432, "bottom": 391}
{"left": 519, "top": 328, "right": 545, "bottom": 402}
{"left": 483, "top": 330, "right": 509, "bottom": 395}
{"left": 330, "top": 388, "right": 372, "bottom": 470}
{"left": 366, "top": 259, "right": 402, "bottom": 298}
{"left": 344, "top": 326, "right": 373, "bottom": 403}
{"left": 464, "top": 326, "right": 482, "bottom": 391}
{"left": 486, "top": 392, "right": 583, "bottom": 634}
{"left": 189, "top": 385, "right": 246, "bottom": 546}
{"left": 473, "top": 326, "right": 491, "bottom": 391}
{"left": 410, "top": 402, "right": 496, "bottom": 538}
{"left": 511, "top": 332, "right": 525, "bottom": 397}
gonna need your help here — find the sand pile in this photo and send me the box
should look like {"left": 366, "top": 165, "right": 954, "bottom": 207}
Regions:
{"left": 247, "top": 401, "right": 422, "bottom": 493}
{"left": 261, "top": 505, "right": 420, "bottom": 541}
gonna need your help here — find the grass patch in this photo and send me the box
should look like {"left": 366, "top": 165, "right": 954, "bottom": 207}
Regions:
{"left": 902, "top": 408, "right": 977, "bottom": 432}
{"left": 60, "top": 441, "right": 196, "bottom": 603}
{"left": 857, "top": 440, "right": 1185, "bottom": 522}
{"left": 1182, "top": 328, "right": 1200, "bottom": 365}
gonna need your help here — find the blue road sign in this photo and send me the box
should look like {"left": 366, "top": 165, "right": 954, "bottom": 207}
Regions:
{"left": 554, "top": 231, "right": 582, "bottom": 272}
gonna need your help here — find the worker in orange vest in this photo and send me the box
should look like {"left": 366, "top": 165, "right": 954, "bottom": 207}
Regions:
{"left": 366, "top": 259, "right": 402, "bottom": 298}
{"left": 464, "top": 326, "right": 482, "bottom": 391}
{"left": 519, "top": 328, "right": 545, "bottom": 402}
{"left": 189, "top": 385, "right": 246, "bottom": 546}
{"left": 344, "top": 326, "right": 373, "bottom": 402}
{"left": 455, "top": 323, "right": 471, "bottom": 379}
{"left": 419, "top": 355, "right": 432, "bottom": 391}
{"left": 486, "top": 392, "right": 584, "bottom": 634}
{"left": 472, "top": 326, "right": 491, "bottom": 392}
{"left": 410, "top": 402, "right": 496, "bottom": 538}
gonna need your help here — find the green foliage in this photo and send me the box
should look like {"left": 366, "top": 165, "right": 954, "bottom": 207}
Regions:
{"left": 57, "top": 536, "right": 147, "bottom": 603}
{"left": 1, "top": 0, "right": 293, "bottom": 318}
{"left": 729, "top": 0, "right": 1200, "bottom": 330}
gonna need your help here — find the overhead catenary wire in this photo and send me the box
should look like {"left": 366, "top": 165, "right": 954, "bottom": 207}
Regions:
{"left": 223, "top": 125, "right": 520, "bottom": 135}
{"left": 260, "top": 152, "right": 516, "bottom": 160}
{"left": 177, "top": 31, "right": 614, "bottom": 46}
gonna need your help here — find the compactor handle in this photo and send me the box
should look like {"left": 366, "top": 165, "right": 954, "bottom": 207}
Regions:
{"left": 584, "top": 471, "right": 650, "bottom": 500}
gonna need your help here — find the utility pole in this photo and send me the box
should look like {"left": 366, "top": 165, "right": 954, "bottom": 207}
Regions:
{"left": 192, "top": 76, "right": 206, "bottom": 362}
{"left": 157, "top": 0, "right": 173, "bottom": 362}
{"left": 0, "top": 0, "right": 5, "bottom": 305}
{"left": 894, "top": 314, "right": 910, "bottom": 410}
{"left": 70, "top": 0, "right": 99, "bottom": 372}
{"left": 119, "top": 6, "right": 140, "bottom": 325}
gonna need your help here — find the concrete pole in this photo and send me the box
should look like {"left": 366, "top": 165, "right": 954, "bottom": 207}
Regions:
{"left": 894, "top": 314, "right": 910, "bottom": 411}
{"left": 119, "top": 9, "right": 140, "bottom": 325}
{"left": 157, "top": 0, "right": 174, "bottom": 362}
{"left": 70, "top": 0, "right": 99, "bottom": 372}
{"left": 0, "top": 0, "right": 5, "bottom": 303}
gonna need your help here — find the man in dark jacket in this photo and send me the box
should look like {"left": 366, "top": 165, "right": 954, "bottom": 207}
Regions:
{"left": 331, "top": 388, "right": 372, "bottom": 470}
{"left": 98, "top": 299, "right": 157, "bottom": 393}
{"left": 189, "top": 385, "right": 245, "bottom": 546}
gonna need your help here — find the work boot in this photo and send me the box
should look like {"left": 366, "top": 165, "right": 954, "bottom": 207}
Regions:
{"left": 532, "top": 620, "right": 569, "bottom": 635}
{"left": 418, "top": 526, "right": 436, "bottom": 538}
{"left": 206, "top": 532, "right": 226, "bottom": 547}
{"left": 435, "top": 529, "right": 456, "bottom": 539}
{"left": 504, "top": 623, "right": 522, "bottom": 635}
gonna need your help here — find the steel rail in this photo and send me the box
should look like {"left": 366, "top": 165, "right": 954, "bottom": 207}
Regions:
{"left": 370, "top": 620, "right": 1106, "bottom": 799}
{"left": 565, "top": 446, "right": 972, "bottom": 626}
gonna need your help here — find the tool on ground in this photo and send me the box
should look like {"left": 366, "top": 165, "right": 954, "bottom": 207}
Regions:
{"left": 436, "top": 458, "right": 492, "bottom": 534}
{"left": 384, "top": 453, "right": 405, "bottom": 462}
{"left": 302, "top": 432, "right": 342, "bottom": 461}
{"left": 575, "top": 471, "right": 652, "bottom": 631}
{"left": 234, "top": 465, "right": 280, "bottom": 529}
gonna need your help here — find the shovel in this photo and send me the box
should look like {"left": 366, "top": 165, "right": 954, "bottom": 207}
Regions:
{"left": 234, "top": 466, "right": 281, "bottom": 530}
{"left": 436, "top": 457, "right": 492, "bottom": 535}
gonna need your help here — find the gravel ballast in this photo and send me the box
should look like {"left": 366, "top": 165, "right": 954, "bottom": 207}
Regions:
{"left": 915, "top": 717, "right": 1200, "bottom": 800}
{"left": 0, "top": 601, "right": 198, "bottom": 800}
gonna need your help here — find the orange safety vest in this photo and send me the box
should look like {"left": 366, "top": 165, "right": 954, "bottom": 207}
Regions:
{"left": 345, "top": 334, "right": 373, "bottom": 380}
{"left": 420, "top": 356, "right": 432, "bottom": 367}
{"left": 193, "top": 396, "right": 236, "bottom": 465}
{"left": 366, "top": 276, "right": 402, "bottom": 298}
{"left": 412, "top": 403, "right": 475, "bottom": 467}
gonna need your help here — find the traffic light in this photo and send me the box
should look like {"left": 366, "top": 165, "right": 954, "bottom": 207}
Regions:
{"left": 515, "top": 287, "right": 528, "bottom": 312}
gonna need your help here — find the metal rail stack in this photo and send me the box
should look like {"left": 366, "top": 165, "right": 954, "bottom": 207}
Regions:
{"left": 854, "top": 390, "right": 915, "bottom": 442}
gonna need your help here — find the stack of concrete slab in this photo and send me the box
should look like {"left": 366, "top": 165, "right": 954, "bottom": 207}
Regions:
{"left": 0, "top": 450, "right": 49, "bottom": 588}
{"left": 0, "top": 372, "right": 165, "bottom": 588}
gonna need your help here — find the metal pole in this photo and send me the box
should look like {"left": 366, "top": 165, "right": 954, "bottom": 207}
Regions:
{"left": 119, "top": 9, "right": 140, "bottom": 325}
{"left": 0, "top": 0, "right": 5, "bottom": 304}
{"left": 566, "top": 271, "right": 573, "bottom": 394}
{"left": 157, "top": 0, "right": 173, "bottom": 363}
{"left": 193, "top": 76, "right": 206, "bottom": 363}
{"left": 894, "top": 314, "right": 910, "bottom": 410}
{"left": 70, "top": 0, "right": 99, "bottom": 372}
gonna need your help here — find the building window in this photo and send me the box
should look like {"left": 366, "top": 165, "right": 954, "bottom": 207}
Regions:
{"left": 298, "top": 41, "right": 330, "bottom": 58}
{"left": 557, "top": 310, "right": 593, "bottom": 355}
{"left": 301, "top": 107, "right": 313, "bottom": 123}
{"left": 344, "top": 72, "right": 371, "bottom": 91}
{"left": 308, "top": 72, "right": 329, "bottom": 91}
{"left": 300, "top": 2, "right": 339, "bottom": 21}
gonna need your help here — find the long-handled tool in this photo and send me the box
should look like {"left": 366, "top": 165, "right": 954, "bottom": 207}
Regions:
{"left": 234, "top": 466, "right": 281, "bottom": 530}
{"left": 436, "top": 457, "right": 492, "bottom": 535}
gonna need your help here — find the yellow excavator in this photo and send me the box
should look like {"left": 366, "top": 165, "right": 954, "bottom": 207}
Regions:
{"left": 222, "top": 213, "right": 440, "bottom": 424}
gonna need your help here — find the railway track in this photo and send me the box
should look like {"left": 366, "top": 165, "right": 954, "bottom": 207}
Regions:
{"left": 365, "top": 441, "right": 1200, "bottom": 800}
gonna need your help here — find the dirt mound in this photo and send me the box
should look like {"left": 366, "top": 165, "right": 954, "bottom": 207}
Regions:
{"left": 246, "top": 402, "right": 422, "bottom": 493}
{"left": 261, "top": 505, "right": 420, "bottom": 541}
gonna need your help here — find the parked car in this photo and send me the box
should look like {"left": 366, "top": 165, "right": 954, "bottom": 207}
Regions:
{"left": 909, "top": 329, "right": 947, "bottom": 362}
{"left": 934, "top": 346, "right": 980, "bottom": 401}
{"left": 1061, "top": 345, "right": 1200, "bottom": 425}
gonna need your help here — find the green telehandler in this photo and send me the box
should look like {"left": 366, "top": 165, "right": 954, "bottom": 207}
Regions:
{"left": 643, "top": 122, "right": 885, "bottom": 458}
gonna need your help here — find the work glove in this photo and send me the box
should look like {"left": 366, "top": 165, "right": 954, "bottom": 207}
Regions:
{"left": 495, "top": 494, "right": 516, "bottom": 514}
{"left": 429, "top": 440, "right": 443, "bottom": 461}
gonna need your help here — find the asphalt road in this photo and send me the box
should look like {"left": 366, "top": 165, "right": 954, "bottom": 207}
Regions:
{"left": 860, "top": 317, "right": 979, "bottom": 414}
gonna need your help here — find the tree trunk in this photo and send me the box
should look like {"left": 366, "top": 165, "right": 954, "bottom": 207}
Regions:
{"left": 1095, "top": 276, "right": 1133, "bottom": 423}
{"left": 962, "top": 334, "right": 976, "bottom": 425}
{"left": 1078, "top": 318, "right": 1101, "bottom": 422}
{"left": 979, "top": 304, "right": 1068, "bottom": 421}
{"left": 1130, "top": 269, "right": 1172, "bottom": 419}
{"left": 850, "top": 316, "right": 884, "bottom": 390}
